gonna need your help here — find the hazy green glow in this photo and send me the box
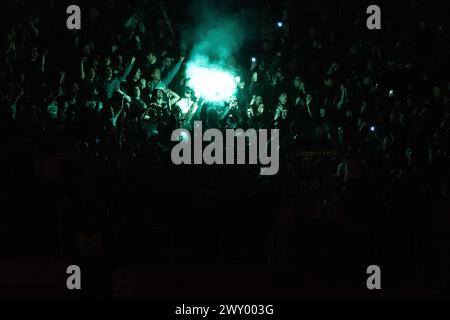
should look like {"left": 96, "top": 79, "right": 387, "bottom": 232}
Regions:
{"left": 186, "top": 64, "right": 237, "bottom": 103}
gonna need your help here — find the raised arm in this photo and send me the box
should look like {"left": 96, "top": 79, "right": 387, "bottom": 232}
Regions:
{"left": 162, "top": 56, "right": 184, "bottom": 87}
{"left": 185, "top": 100, "right": 203, "bottom": 125}
{"left": 306, "top": 94, "right": 313, "bottom": 118}
{"left": 336, "top": 85, "right": 348, "bottom": 111}
{"left": 116, "top": 85, "right": 132, "bottom": 103}
{"left": 165, "top": 88, "right": 180, "bottom": 110}
{"left": 41, "top": 50, "right": 47, "bottom": 73}
{"left": 119, "top": 56, "right": 136, "bottom": 83}
{"left": 80, "top": 57, "right": 87, "bottom": 80}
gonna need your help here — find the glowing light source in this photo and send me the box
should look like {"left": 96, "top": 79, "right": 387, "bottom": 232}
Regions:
{"left": 186, "top": 64, "right": 237, "bottom": 103}
{"left": 277, "top": 21, "right": 283, "bottom": 28}
{"left": 251, "top": 57, "right": 256, "bottom": 63}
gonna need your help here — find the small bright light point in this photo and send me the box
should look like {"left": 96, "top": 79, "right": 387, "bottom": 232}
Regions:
{"left": 251, "top": 57, "right": 256, "bottom": 62}
{"left": 277, "top": 21, "right": 283, "bottom": 28}
{"left": 186, "top": 64, "right": 237, "bottom": 103}
{"left": 370, "top": 126, "right": 375, "bottom": 132}
{"left": 235, "top": 76, "right": 241, "bottom": 83}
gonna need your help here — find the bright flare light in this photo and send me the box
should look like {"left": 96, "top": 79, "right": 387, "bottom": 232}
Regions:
{"left": 186, "top": 64, "right": 237, "bottom": 102}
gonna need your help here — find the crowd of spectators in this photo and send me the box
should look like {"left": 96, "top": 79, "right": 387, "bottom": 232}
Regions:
{"left": 1, "top": 0, "right": 450, "bottom": 296}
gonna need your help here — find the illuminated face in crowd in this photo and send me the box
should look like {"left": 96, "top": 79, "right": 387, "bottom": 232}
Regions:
{"left": 147, "top": 52, "right": 157, "bottom": 64}
{"left": 140, "top": 78, "right": 146, "bottom": 90}
{"left": 134, "top": 68, "right": 141, "bottom": 81}
{"left": 279, "top": 93, "right": 287, "bottom": 105}
{"left": 252, "top": 72, "right": 258, "bottom": 82}
{"left": 152, "top": 68, "right": 161, "bottom": 81}
{"left": 281, "top": 107, "right": 288, "bottom": 119}
{"left": 164, "top": 57, "right": 174, "bottom": 69}
{"left": 154, "top": 89, "right": 164, "bottom": 101}
{"left": 346, "top": 110, "right": 352, "bottom": 118}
